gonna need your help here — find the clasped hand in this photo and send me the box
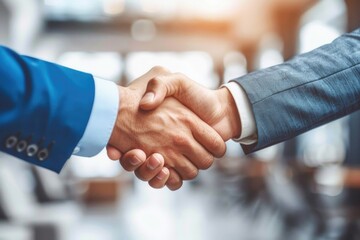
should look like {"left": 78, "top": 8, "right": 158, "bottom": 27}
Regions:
{"left": 107, "top": 67, "right": 241, "bottom": 190}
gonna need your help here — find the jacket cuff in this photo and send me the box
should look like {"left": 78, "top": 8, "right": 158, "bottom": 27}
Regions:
{"left": 74, "top": 77, "right": 119, "bottom": 157}
{"left": 223, "top": 82, "right": 258, "bottom": 145}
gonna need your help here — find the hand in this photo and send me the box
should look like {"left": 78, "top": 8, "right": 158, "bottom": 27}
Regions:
{"left": 107, "top": 148, "right": 171, "bottom": 189}
{"left": 139, "top": 72, "right": 242, "bottom": 141}
{"left": 110, "top": 69, "right": 242, "bottom": 189}
{"left": 107, "top": 67, "right": 226, "bottom": 190}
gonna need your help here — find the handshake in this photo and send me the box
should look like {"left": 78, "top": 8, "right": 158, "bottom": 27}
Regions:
{"left": 1, "top": 31, "right": 355, "bottom": 186}
{"left": 106, "top": 66, "right": 242, "bottom": 191}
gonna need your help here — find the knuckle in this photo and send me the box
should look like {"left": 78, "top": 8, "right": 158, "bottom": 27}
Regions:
{"left": 188, "top": 168, "right": 199, "bottom": 180}
{"left": 149, "top": 76, "right": 166, "bottom": 88}
{"left": 174, "top": 72, "right": 186, "bottom": 79}
{"left": 181, "top": 166, "right": 198, "bottom": 180}
{"left": 210, "top": 136, "right": 226, "bottom": 157}
{"left": 175, "top": 115, "right": 189, "bottom": 129}
{"left": 216, "top": 141, "right": 227, "bottom": 157}
{"left": 172, "top": 134, "right": 190, "bottom": 147}
{"left": 149, "top": 77, "right": 162, "bottom": 86}
{"left": 163, "top": 152, "right": 176, "bottom": 168}
{"left": 199, "top": 154, "right": 214, "bottom": 170}
{"left": 168, "top": 172, "right": 180, "bottom": 184}
{"left": 181, "top": 114, "right": 192, "bottom": 125}
{"left": 173, "top": 73, "right": 189, "bottom": 88}
{"left": 151, "top": 66, "right": 169, "bottom": 74}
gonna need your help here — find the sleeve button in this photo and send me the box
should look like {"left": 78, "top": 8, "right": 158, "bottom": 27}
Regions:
{"left": 16, "top": 140, "right": 28, "bottom": 152}
{"left": 5, "top": 136, "right": 18, "bottom": 149}
{"left": 26, "top": 144, "right": 39, "bottom": 157}
{"left": 73, "top": 146, "right": 80, "bottom": 154}
{"left": 37, "top": 148, "right": 49, "bottom": 161}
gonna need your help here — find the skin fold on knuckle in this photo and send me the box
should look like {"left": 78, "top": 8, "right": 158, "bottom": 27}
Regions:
{"left": 181, "top": 113, "right": 193, "bottom": 127}
{"left": 187, "top": 168, "right": 199, "bottom": 180}
{"left": 172, "top": 132, "right": 191, "bottom": 148}
{"left": 148, "top": 77, "right": 161, "bottom": 89}
{"left": 198, "top": 154, "right": 214, "bottom": 170}
{"left": 166, "top": 171, "right": 182, "bottom": 190}
{"left": 179, "top": 164, "right": 198, "bottom": 180}
{"left": 209, "top": 134, "right": 226, "bottom": 158}
{"left": 148, "top": 76, "right": 168, "bottom": 99}
{"left": 195, "top": 122, "right": 225, "bottom": 158}
{"left": 217, "top": 141, "right": 227, "bottom": 158}
{"left": 170, "top": 74, "right": 187, "bottom": 98}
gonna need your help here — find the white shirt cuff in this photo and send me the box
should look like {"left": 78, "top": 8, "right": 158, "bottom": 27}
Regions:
{"left": 73, "top": 77, "right": 119, "bottom": 157}
{"left": 224, "top": 82, "right": 258, "bottom": 145}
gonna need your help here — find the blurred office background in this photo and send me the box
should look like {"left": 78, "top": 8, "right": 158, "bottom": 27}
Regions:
{"left": 0, "top": 0, "right": 360, "bottom": 239}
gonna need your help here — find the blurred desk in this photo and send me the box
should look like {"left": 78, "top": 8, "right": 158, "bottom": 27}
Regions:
{"left": 80, "top": 178, "right": 126, "bottom": 204}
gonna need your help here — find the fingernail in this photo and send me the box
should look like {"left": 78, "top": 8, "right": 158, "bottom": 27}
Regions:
{"left": 156, "top": 168, "right": 168, "bottom": 180}
{"left": 147, "top": 155, "right": 161, "bottom": 170}
{"left": 129, "top": 156, "right": 142, "bottom": 166}
{"left": 142, "top": 92, "right": 155, "bottom": 104}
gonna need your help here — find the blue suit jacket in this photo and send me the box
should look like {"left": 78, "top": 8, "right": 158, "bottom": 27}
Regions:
{"left": 0, "top": 46, "right": 95, "bottom": 172}
{"left": 234, "top": 28, "right": 360, "bottom": 153}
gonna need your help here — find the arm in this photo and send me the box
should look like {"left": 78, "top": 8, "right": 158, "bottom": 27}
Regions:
{"left": 0, "top": 46, "right": 161, "bottom": 178}
{"left": 138, "top": 28, "right": 360, "bottom": 153}
{"left": 120, "top": 28, "right": 360, "bottom": 188}
{"left": 0, "top": 52, "right": 225, "bottom": 191}
{"left": 0, "top": 46, "right": 95, "bottom": 172}
{"left": 234, "top": 28, "right": 360, "bottom": 153}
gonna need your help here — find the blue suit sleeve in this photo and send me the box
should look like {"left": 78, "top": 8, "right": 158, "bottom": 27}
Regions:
{"left": 0, "top": 46, "right": 95, "bottom": 173}
{"left": 232, "top": 28, "right": 360, "bottom": 154}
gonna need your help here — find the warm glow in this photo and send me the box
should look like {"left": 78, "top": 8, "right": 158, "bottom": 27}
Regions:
{"left": 178, "top": 0, "right": 239, "bottom": 20}
{"left": 137, "top": 0, "right": 239, "bottom": 20}
{"left": 102, "top": 0, "right": 125, "bottom": 16}
{"left": 139, "top": 0, "right": 173, "bottom": 14}
{"left": 126, "top": 51, "right": 219, "bottom": 89}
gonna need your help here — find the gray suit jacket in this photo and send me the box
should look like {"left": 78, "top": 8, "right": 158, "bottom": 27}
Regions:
{"left": 233, "top": 28, "right": 360, "bottom": 153}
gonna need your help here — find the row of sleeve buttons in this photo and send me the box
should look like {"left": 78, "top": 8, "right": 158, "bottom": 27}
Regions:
{"left": 4, "top": 134, "right": 51, "bottom": 161}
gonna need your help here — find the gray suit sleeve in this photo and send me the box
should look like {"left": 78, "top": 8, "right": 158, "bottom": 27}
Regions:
{"left": 232, "top": 28, "right": 360, "bottom": 154}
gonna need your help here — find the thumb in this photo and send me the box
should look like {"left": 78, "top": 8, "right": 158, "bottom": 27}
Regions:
{"left": 140, "top": 77, "right": 177, "bottom": 110}
{"left": 106, "top": 145, "right": 123, "bottom": 160}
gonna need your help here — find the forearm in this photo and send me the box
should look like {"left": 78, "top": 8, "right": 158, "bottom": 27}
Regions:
{"left": 232, "top": 28, "right": 360, "bottom": 153}
{"left": 0, "top": 46, "right": 95, "bottom": 172}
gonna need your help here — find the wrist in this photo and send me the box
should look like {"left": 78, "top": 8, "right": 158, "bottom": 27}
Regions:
{"left": 109, "top": 86, "right": 123, "bottom": 146}
{"left": 218, "top": 88, "right": 242, "bottom": 140}
{"left": 109, "top": 86, "right": 136, "bottom": 147}
{"left": 109, "top": 85, "right": 145, "bottom": 147}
